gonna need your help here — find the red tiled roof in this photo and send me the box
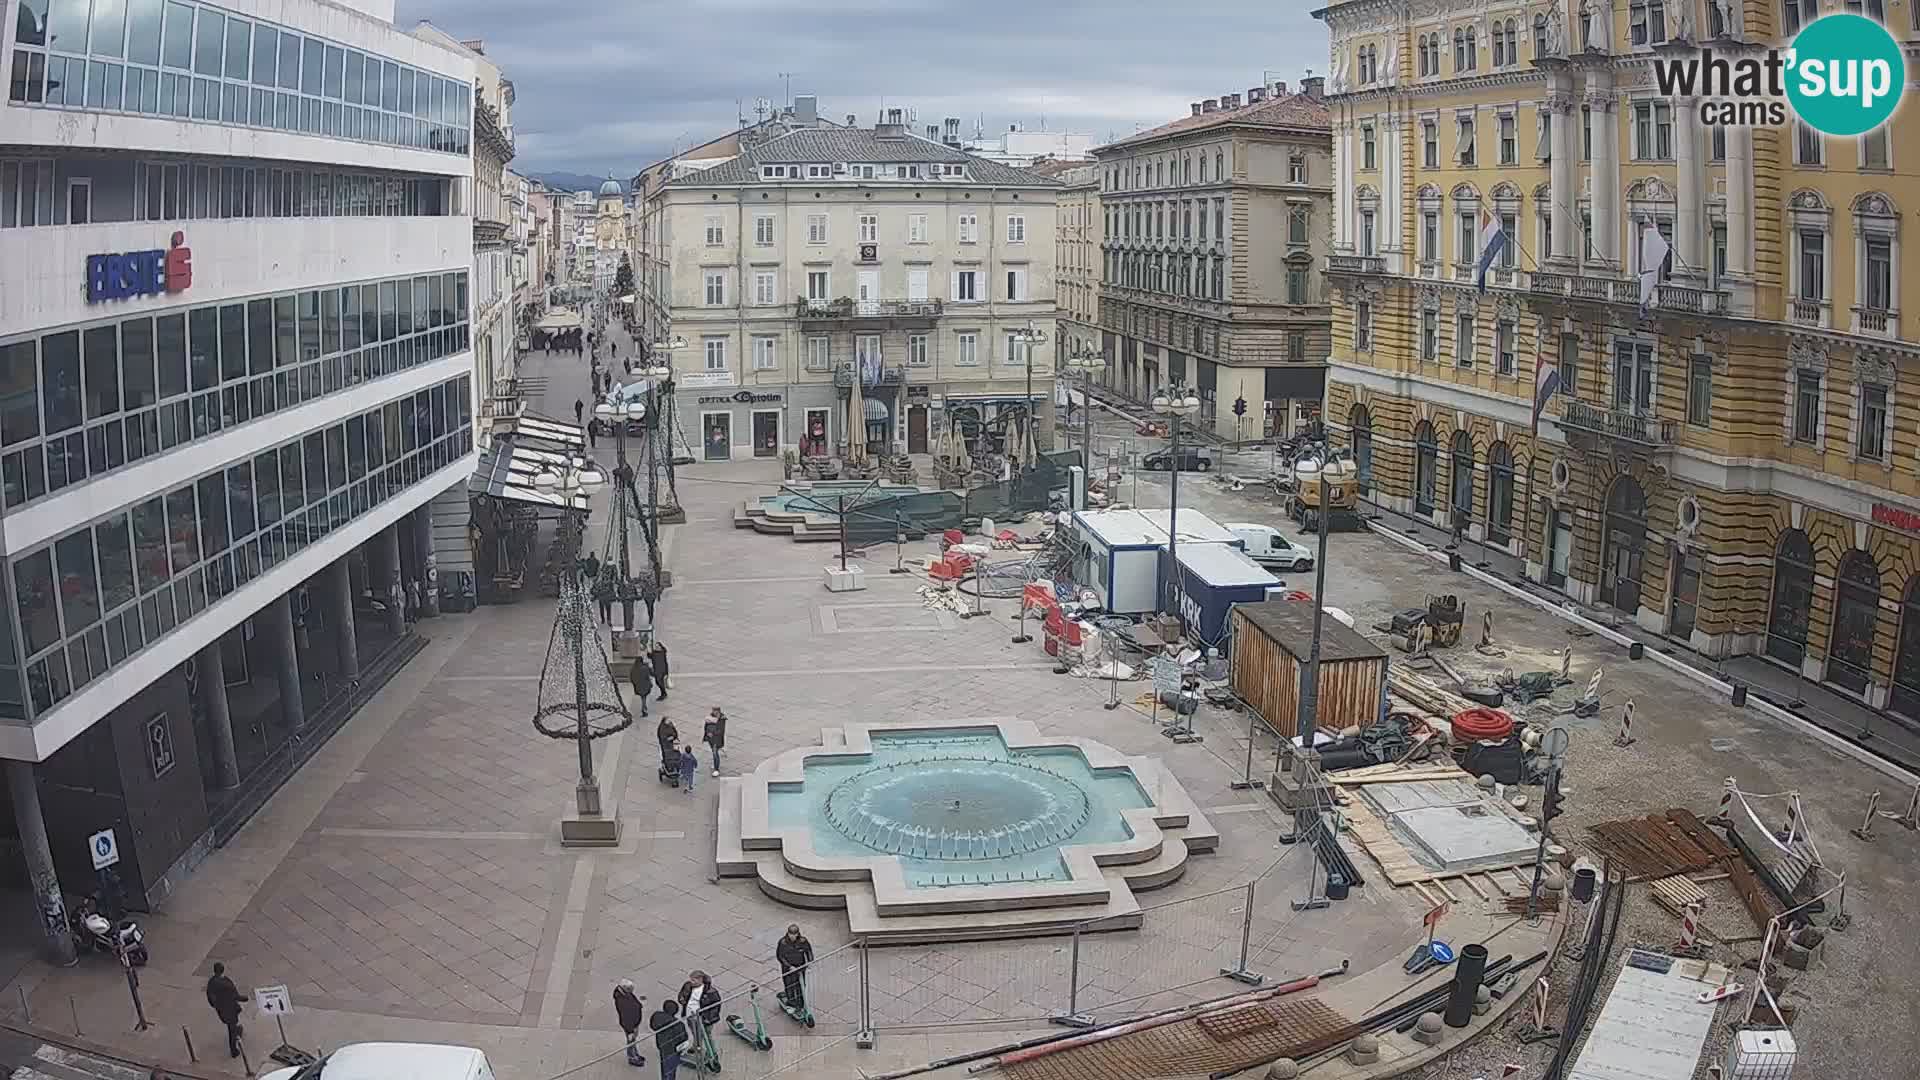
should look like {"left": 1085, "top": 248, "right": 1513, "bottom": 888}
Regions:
{"left": 1098, "top": 93, "right": 1329, "bottom": 153}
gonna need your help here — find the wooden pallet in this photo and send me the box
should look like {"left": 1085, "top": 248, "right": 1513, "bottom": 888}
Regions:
{"left": 1587, "top": 813, "right": 1723, "bottom": 882}
{"left": 1649, "top": 874, "right": 1710, "bottom": 916}
{"left": 1326, "top": 762, "right": 1470, "bottom": 785}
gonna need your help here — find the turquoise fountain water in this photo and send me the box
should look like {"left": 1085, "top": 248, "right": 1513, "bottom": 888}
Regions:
{"left": 766, "top": 731, "right": 1151, "bottom": 888}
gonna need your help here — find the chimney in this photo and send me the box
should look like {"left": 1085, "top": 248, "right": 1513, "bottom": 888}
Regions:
{"left": 1273, "top": 80, "right": 1288, "bottom": 96}
{"left": 927, "top": 124, "right": 939, "bottom": 140}
{"left": 1247, "top": 86, "right": 1267, "bottom": 104}
{"left": 1300, "top": 76, "right": 1324, "bottom": 99}
{"left": 1223, "top": 93, "right": 1243, "bottom": 109}
{"left": 846, "top": 113, "right": 857, "bottom": 126}
{"left": 1202, "top": 99, "right": 1218, "bottom": 113}
{"left": 1191, "top": 103, "right": 1203, "bottom": 116}
{"left": 877, "top": 108, "right": 907, "bottom": 138}
{"left": 944, "top": 117, "right": 961, "bottom": 145}
{"left": 793, "top": 94, "right": 818, "bottom": 126}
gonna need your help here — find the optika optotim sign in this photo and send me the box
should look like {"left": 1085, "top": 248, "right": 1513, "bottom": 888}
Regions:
{"left": 1650, "top": 13, "right": 1902, "bottom": 137}
{"left": 86, "top": 231, "right": 193, "bottom": 304}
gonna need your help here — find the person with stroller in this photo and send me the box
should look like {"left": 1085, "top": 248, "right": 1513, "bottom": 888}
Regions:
{"left": 655, "top": 716, "right": 679, "bottom": 785}
{"left": 775, "top": 924, "right": 813, "bottom": 1014}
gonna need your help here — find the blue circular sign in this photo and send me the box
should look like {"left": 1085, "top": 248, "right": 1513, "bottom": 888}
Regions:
{"left": 1429, "top": 941, "right": 1456, "bottom": 964}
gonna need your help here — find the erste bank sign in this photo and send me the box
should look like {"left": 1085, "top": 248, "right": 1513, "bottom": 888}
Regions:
{"left": 87, "top": 231, "right": 192, "bottom": 304}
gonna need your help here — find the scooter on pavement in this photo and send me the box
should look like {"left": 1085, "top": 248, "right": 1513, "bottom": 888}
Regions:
{"left": 725, "top": 985, "right": 773, "bottom": 1051}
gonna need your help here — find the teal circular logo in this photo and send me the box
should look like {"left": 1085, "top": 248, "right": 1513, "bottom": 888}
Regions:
{"left": 1786, "top": 14, "right": 1904, "bottom": 137}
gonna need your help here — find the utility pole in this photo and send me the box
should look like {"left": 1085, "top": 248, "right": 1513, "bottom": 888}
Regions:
{"left": 1297, "top": 451, "right": 1333, "bottom": 750}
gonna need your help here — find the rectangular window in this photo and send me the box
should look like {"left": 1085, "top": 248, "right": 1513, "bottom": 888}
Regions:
{"left": 1796, "top": 121, "right": 1823, "bottom": 165}
{"left": 1799, "top": 229, "right": 1826, "bottom": 300}
{"left": 1004, "top": 332, "right": 1030, "bottom": 368}
{"left": 805, "top": 337, "right": 830, "bottom": 371}
{"left": 1865, "top": 236, "right": 1893, "bottom": 310}
{"left": 1615, "top": 340, "right": 1656, "bottom": 415}
{"left": 1499, "top": 115, "right": 1517, "bottom": 164}
{"left": 1355, "top": 301, "right": 1372, "bottom": 350}
{"left": 703, "top": 271, "right": 726, "bottom": 306}
{"left": 956, "top": 332, "right": 979, "bottom": 365}
{"left": 1422, "top": 121, "right": 1438, "bottom": 168}
{"left": 1288, "top": 152, "right": 1306, "bottom": 183}
{"left": 1560, "top": 332, "right": 1580, "bottom": 398}
{"left": 753, "top": 214, "right": 774, "bottom": 246}
{"left": 806, "top": 213, "right": 827, "bottom": 244}
{"left": 1456, "top": 313, "right": 1474, "bottom": 367}
{"left": 1459, "top": 214, "right": 1476, "bottom": 266}
{"left": 954, "top": 270, "right": 980, "bottom": 302}
{"left": 859, "top": 214, "right": 878, "bottom": 243}
{"left": 1005, "top": 268, "right": 1028, "bottom": 301}
{"left": 753, "top": 271, "right": 776, "bottom": 306}
{"left": 1457, "top": 117, "right": 1476, "bottom": 165}
{"left": 909, "top": 213, "right": 928, "bottom": 242}
{"left": 1361, "top": 125, "right": 1376, "bottom": 170}
{"left": 1862, "top": 129, "right": 1890, "bottom": 169}
{"left": 1712, "top": 223, "right": 1728, "bottom": 282}
{"left": 806, "top": 271, "right": 829, "bottom": 302}
{"left": 907, "top": 335, "right": 929, "bottom": 366}
{"left": 958, "top": 214, "right": 977, "bottom": 243}
{"left": 1496, "top": 321, "right": 1515, "bottom": 374}
{"left": 1007, "top": 215, "right": 1026, "bottom": 243}
{"left": 1688, "top": 355, "right": 1713, "bottom": 426}
{"left": 1289, "top": 205, "right": 1309, "bottom": 244}
{"left": 1422, "top": 212, "right": 1438, "bottom": 261}
{"left": 1287, "top": 267, "right": 1307, "bottom": 304}
{"left": 752, "top": 337, "right": 776, "bottom": 371}
{"left": 1499, "top": 214, "right": 1516, "bottom": 268}
{"left": 703, "top": 338, "right": 727, "bottom": 372}
{"left": 1421, "top": 311, "right": 1438, "bottom": 360}
{"left": 1582, "top": 105, "right": 1593, "bottom": 160}
{"left": 1861, "top": 384, "right": 1889, "bottom": 460}
{"left": 704, "top": 215, "right": 724, "bottom": 246}
{"left": 1287, "top": 332, "right": 1306, "bottom": 362}
{"left": 1793, "top": 369, "right": 1822, "bottom": 442}
{"left": 1360, "top": 211, "right": 1376, "bottom": 256}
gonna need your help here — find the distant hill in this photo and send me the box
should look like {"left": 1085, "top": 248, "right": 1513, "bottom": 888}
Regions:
{"left": 528, "top": 171, "right": 624, "bottom": 194}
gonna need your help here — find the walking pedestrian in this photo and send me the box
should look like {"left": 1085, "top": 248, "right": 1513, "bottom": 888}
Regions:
{"left": 649, "top": 641, "right": 670, "bottom": 701}
{"left": 614, "top": 979, "right": 647, "bottom": 1067}
{"left": 593, "top": 573, "right": 615, "bottom": 625}
{"left": 574, "top": 398, "right": 585, "bottom": 426}
{"left": 649, "top": 999, "right": 685, "bottom": 1080}
{"left": 628, "top": 658, "right": 653, "bottom": 717}
{"left": 588, "top": 420, "right": 599, "bottom": 449}
{"left": 776, "top": 924, "right": 813, "bottom": 1012}
{"left": 703, "top": 708, "right": 726, "bottom": 777}
{"left": 676, "top": 742, "right": 698, "bottom": 793}
{"left": 204, "top": 961, "right": 248, "bottom": 1058}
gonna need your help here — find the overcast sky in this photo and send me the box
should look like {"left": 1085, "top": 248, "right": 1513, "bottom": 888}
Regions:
{"left": 393, "top": 0, "right": 1331, "bottom": 178}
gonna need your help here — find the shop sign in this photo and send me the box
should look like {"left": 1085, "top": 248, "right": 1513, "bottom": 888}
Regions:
{"left": 87, "top": 231, "right": 192, "bottom": 303}
{"left": 907, "top": 386, "right": 931, "bottom": 398}
{"left": 678, "top": 371, "right": 735, "bottom": 389}
{"left": 699, "top": 390, "right": 782, "bottom": 405}
{"left": 1872, "top": 502, "right": 1920, "bottom": 534}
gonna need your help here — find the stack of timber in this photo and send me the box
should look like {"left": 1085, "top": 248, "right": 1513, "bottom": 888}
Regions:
{"left": 1385, "top": 664, "right": 1495, "bottom": 738}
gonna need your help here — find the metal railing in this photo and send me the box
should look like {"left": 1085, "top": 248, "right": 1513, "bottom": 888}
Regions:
{"left": 831, "top": 363, "right": 907, "bottom": 388}
{"left": 1326, "top": 254, "right": 1385, "bottom": 275}
{"left": 1559, "top": 399, "right": 1677, "bottom": 447}
{"left": 1854, "top": 304, "right": 1896, "bottom": 334}
{"left": 1791, "top": 298, "right": 1827, "bottom": 326}
{"left": 795, "top": 299, "right": 944, "bottom": 320}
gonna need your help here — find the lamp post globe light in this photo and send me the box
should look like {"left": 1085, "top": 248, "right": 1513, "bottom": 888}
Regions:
{"left": 1062, "top": 334, "right": 1106, "bottom": 475}
{"left": 1151, "top": 388, "right": 1200, "bottom": 631}
{"left": 594, "top": 397, "right": 646, "bottom": 631}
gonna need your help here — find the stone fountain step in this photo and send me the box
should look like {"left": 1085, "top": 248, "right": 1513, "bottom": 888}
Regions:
{"left": 731, "top": 504, "right": 763, "bottom": 529}
{"left": 715, "top": 779, "right": 757, "bottom": 877}
{"left": 1113, "top": 836, "right": 1194, "bottom": 893}
{"left": 848, "top": 881, "right": 1144, "bottom": 944}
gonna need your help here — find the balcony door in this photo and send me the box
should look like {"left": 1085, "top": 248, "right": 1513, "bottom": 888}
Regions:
{"left": 907, "top": 269, "right": 929, "bottom": 302}
{"left": 857, "top": 271, "right": 879, "bottom": 315}
{"left": 1613, "top": 340, "right": 1655, "bottom": 417}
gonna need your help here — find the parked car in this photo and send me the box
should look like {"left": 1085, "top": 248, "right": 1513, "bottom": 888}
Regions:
{"left": 263, "top": 1043, "right": 495, "bottom": 1080}
{"left": 1142, "top": 446, "right": 1214, "bottom": 472}
{"left": 1226, "top": 522, "right": 1315, "bottom": 572}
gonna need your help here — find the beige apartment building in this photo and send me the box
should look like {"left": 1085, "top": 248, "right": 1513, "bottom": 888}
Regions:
{"left": 1037, "top": 161, "right": 1102, "bottom": 363}
{"left": 1094, "top": 80, "right": 1334, "bottom": 441}
{"left": 647, "top": 113, "right": 1061, "bottom": 461}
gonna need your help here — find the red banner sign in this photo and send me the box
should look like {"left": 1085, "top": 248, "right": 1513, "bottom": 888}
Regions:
{"left": 1872, "top": 502, "right": 1920, "bottom": 534}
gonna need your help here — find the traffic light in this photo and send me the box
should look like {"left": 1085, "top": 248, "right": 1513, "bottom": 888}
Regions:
{"left": 1541, "top": 770, "right": 1566, "bottom": 824}
{"left": 1232, "top": 396, "right": 1247, "bottom": 417}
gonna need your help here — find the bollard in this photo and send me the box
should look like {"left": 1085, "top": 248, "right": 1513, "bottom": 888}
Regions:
{"left": 1481, "top": 610, "right": 1495, "bottom": 647}
{"left": 1613, "top": 700, "right": 1635, "bottom": 747}
{"left": 1560, "top": 648, "right": 1572, "bottom": 682}
{"left": 1678, "top": 903, "right": 1701, "bottom": 951}
{"left": 1584, "top": 667, "right": 1603, "bottom": 703}
{"left": 1710, "top": 778, "right": 1737, "bottom": 826}
{"left": 1412, "top": 1012, "right": 1445, "bottom": 1046}
{"left": 16, "top": 985, "right": 28, "bottom": 1025}
{"left": 1851, "top": 791, "right": 1882, "bottom": 841}
{"left": 1347, "top": 1033, "right": 1380, "bottom": 1065}
{"left": 1900, "top": 783, "right": 1920, "bottom": 831}
{"left": 69, "top": 995, "right": 80, "bottom": 1036}
{"left": 182, "top": 1025, "right": 197, "bottom": 1063}
{"left": 1532, "top": 977, "right": 1549, "bottom": 1031}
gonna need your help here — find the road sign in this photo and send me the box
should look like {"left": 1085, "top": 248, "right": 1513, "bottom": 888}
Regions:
{"left": 88, "top": 828, "right": 119, "bottom": 870}
{"left": 255, "top": 985, "right": 293, "bottom": 1015}
{"left": 1423, "top": 901, "right": 1450, "bottom": 930}
{"left": 1150, "top": 656, "right": 1182, "bottom": 694}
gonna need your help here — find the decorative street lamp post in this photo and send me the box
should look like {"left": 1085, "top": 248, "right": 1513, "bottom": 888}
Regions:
{"left": 1062, "top": 335, "right": 1106, "bottom": 476}
{"left": 593, "top": 395, "right": 646, "bottom": 631}
{"left": 1009, "top": 323, "right": 1049, "bottom": 463}
{"left": 1151, "top": 387, "right": 1201, "bottom": 630}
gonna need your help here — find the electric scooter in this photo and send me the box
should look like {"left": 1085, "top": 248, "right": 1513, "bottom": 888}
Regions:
{"left": 777, "top": 969, "right": 816, "bottom": 1028}
{"left": 725, "top": 985, "right": 773, "bottom": 1051}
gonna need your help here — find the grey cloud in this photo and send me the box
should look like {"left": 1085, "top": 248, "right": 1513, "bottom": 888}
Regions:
{"left": 394, "top": 0, "right": 1329, "bottom": 175}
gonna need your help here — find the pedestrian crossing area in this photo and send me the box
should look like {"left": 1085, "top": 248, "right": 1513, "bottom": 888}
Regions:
{"left": 3, "top": 1043, "right": 152, "bottom": 1080}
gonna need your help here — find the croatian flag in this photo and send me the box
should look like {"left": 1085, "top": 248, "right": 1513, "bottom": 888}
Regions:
{"left": 1533, "top": 361, "right": 1562, "bottom": 429}
{"left": 1638, "top": 220, "right": 1672, "bottom": 314}
{"left": 1474, "top": 207, "right": 1508, "bottom": 294}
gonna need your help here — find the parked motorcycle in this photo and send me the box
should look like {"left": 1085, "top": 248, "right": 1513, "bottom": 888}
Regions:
{"left": 70, "top": 898, "right": 148, "bottom": 967}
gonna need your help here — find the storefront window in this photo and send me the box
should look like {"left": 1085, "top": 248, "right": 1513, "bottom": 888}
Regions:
{"left": 1449, "top": 430, "right": 1474, "bottom": 525}
{"left": 1413, "top": 421, "right": 1437, "bottom": 515}
{"left": 1767, "top": 529, "right": 1814, "bottom": 666}
{"left": 1487, "top": 441, "right": 1514, "bottom": 544}
{"left": 1890, "top": 578, "right": 1920, "bottom": 719}
{"left": 1828, "top": 550, "right": 1880, "bottom": 695}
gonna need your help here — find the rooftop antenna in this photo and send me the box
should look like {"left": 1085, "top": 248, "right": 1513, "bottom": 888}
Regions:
{"left": 753, "top": 97, "right": 770, "bottom": 123}
{"left": 778, "top": 72, "right": 794, "bottom": 107}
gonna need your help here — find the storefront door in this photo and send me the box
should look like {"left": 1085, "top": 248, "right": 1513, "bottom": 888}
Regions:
{"left": 908, "top": 406, "right": 929, "bottom": 454}
{"left": 1669, "top": 548, "right": 1700, "bottom": 641}
{"left": 802, "top": 409, "right": 830, "bottom": 458}
{"left": 703, "top": 413, "right": 732, "bottom": 461}
{"left": 751, "top": 410, "right": 779, "bottom": 458}
{"left": 1547, "top": 508, "right": 1572, "bottom": 589}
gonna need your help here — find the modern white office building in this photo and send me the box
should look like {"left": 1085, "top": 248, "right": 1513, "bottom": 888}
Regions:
{"left": 2, "top": 0, "right": 478, "bottom": 958}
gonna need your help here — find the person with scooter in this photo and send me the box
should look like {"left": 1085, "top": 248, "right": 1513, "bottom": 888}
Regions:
{"left": 775, "top": 925, "right": 815, "bottom": 1027}
{"left": 649, "top": 999, "right": 685, "bottom": 1080}
{"left": 676, "top": 970, "right": 723, "bottom": 1073}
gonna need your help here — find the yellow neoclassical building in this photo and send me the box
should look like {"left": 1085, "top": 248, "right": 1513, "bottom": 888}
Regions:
{"left": 1315, "top": 0, "right": 1920, "bottom": 722}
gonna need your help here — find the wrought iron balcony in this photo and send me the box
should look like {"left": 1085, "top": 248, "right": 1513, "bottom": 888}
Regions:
{"left": 833, "top": 363, "right": 908, "bottom": 389}
{"left": 795, "top": 298, "right": 943, "bottom": 328}
{"left": 1326, "top": 254, "right": 1386, "bottom": 275}
{"left": 1558, "top": 399, "right": 1676, "bottom": 448}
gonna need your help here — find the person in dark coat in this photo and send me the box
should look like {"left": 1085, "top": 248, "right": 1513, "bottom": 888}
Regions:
{"left": 775, "top": 924, "right": 814, "bottom": 1011}
{"left": 676, "top": 971, "right": 721, "bottom": 1056}
{"left": 614, "top": 979, "right": 647, "bottom": 1067}
{"left": 676, "top": 743, "right": 698, "bottom": 794}
{"left": 649, "top": 999, "right": 685, "bottom": 1080}
{"left": 703, "top": 708, "right": 726, "bottom": 777}
{"left": 204, "top": 961, "right": 248, "bottom": 1057}
{"left": 574, "top": 398, "right": 585, "bottom": 426}
{"left": 627, "top": 659, "right": 652, "bottom": 717}
{"left": 649, "top": 642, "right": 670, "bottom": 701}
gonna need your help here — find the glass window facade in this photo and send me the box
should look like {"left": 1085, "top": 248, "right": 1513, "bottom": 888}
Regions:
{"left": 0, "top": 269, "right": 469, "bottom": 510}
{"left": 4, "top": 372, "right": 472, "bottom": 720}
{"left": 9, "top": 0, "right": 471, "bottom": 156}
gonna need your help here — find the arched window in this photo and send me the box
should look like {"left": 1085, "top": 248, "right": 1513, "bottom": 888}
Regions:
{"left": 1349, "top": 405, "right": 1374, "bottom": 493}
{"left": 1184, "top": 156, "right": 1192, "bottom": 184}
{"left": 1767, "top": 529, "right": 1815, "bottom": 665}
{"left": 1534, "top": 13, "right": 1549, "bottom": 56}
{"left": 1414, "top": 421, "right": 1438, "bottom": 515}
{"left": 1454, "top": 27, "right": 1467, "bottom": 71}
{"left": 1215, "top": 151, "right": 1225, "bottom": 182}
{"left": 1449, "top": 429, "right": 1475, "bottom": 523}
{"left": 1199, "top": 155, "right": 1208, "bottom": 183}
{"left": 1829, "top": 550, "right": 1881, "bottom": 694}
{"left": 1486, "top": 441, "right": 1514, "bottom": 543}
{"left": 1890, "top": 577, "right": 1920, "bottom": 718}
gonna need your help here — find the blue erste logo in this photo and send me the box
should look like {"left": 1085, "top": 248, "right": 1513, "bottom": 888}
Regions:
{"left": 1785, "top": 14, "right": 1903, "bottom": 137}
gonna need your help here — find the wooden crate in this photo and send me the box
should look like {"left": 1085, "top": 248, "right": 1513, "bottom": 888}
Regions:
{"left": 1230, "top": 601, "right": 1388, "bottom": 739}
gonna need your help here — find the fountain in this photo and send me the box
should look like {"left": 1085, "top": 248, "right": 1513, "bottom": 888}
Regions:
{"left": 717, "top": 719, "right": 1220, "bottom": 943}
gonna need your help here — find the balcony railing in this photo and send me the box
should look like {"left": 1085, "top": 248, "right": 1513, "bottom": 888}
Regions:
{"left": 833, "top": 363, "right": 908, "bottom": 388}
{"left": 1790, "top": 298, "right": 1829, "bottom": 327}
{"left": 1326, "top": 254, "right": 1386, "bottom": 275}
{"left": 1650, "top": 282, "right": 1730, "bottom": 316}
{"left": 796, "top": 299, "right": 944, "bottom": 321}
{"left": 1852, "top": 305, "right": 1896, "bottom": 337}
{"left": 1559, "top": 399, "right": 1676, "bottom": 448}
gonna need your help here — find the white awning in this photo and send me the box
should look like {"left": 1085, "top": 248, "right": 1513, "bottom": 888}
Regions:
{"left": 468, "top": 442, "right": 591, "bottom": 512}
{"left": 535, "top": 309, "right": 583, "bottom": 331}
{"left": 511, "top": 414, "right": 587, "bottom": 451}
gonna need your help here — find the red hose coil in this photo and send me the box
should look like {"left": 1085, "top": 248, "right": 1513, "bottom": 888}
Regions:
{"left": 1451, "top": 707, "right": 1514, "bottom": 741}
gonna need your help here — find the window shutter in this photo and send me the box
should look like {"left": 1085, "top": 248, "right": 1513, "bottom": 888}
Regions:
{"left": 950, "top": 271, "right": 961, "bottom": 301}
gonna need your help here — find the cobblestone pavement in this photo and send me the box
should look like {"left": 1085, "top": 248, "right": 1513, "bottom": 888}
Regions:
{"left": 4, "top": 383, "right": 1910, "bottom": 1080}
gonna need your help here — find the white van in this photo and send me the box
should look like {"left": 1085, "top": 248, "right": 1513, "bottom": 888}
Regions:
{"left": 263, "top": 1043, "right": 494, "bottom": 1080}
{"left": 1225, "top": 522, "right": 1315, "bottom": 572}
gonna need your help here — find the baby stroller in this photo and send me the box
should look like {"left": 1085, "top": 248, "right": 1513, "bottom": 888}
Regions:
{"left": 658, "top": 740, "right": 681, "bottom": 786}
